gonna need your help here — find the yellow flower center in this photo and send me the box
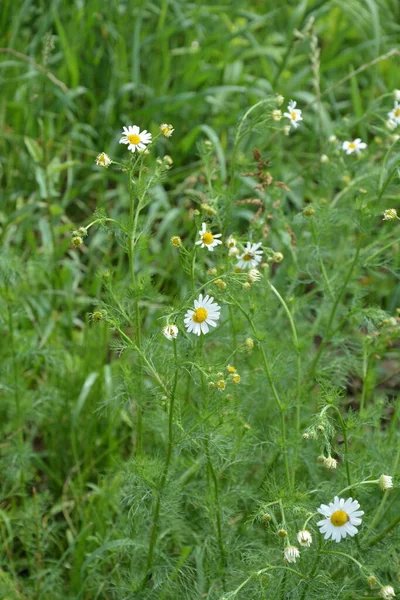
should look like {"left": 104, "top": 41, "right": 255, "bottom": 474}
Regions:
{"left": 395, "top": 108, "right": 400, "bottom": 117}
{"left": 330, "top": 510, "right": 348, "bottom": 527}
{"left": 202, "top": 232, "right": 214, "bottom": 245}
{"left": 243, "top": 252, "right": 253, "bottom": 261}
{"left": 192, "top": 307, "right": 208, "bottom": 323}
{"left": 291, "top": 111, "right": 297, "bottom": 120}
{"left": 128, "top": 133, "right": 141, "bottom": 145}
{"left": 348, "top": 142, "right": 356, "bottom": 149}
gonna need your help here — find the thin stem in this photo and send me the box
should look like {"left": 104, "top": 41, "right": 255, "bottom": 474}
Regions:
{"left": 232, "top": 296, "right": 291, "bottom": 491}
{"left": 268, "top": 282, "right": 302, "bottom": 487}
{"left": 310, "top": 219, "right": 334, "bottom": 300}
{"left": 141, "top": 339, "right": 179, "bottom": 588}
{"left": 320, "top": 404, "right": 352, "bottom": 488}
{"left": 307, "top": 240, "right": 362, "bottom": 383}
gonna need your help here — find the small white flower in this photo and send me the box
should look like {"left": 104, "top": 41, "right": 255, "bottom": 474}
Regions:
{"left": 248, "top": 268, "right": 261, "bottom": 283}
{"left": 297, "top": 530, "right": 312, "bottom": 547}
{"left": 386, "top": 119, "right": 398, "bottom": 131}
{"left": 160, "top": 123, "right": 174, "bottom": 138}
{"left": 163, "top": 324, "right": 178, "bottom": 340}
{"left": 275, "top": 94, "right": 285, "bottom": 106}
{"left": 226, "top": 236, "right": 237, "bottom": 248}
{"left": 119, "top": 125, "right": 152, "bottom": 153}
{"left": 342, "top": 138, "right": 367, "bottom": 155}
{"left": 283, "top": 125, "right": 291, "bottom": 136}
{"left": 283, "top": 100, "right": 303, "bottom": 129}
{"left": 380, "top": 585, "right": 396, "bottom": 599}
{"left": 184, "top": 294, "right": 221, "bottom": 336}
{"left": 96, "top": 152, "right": 112, "bottom": 167}
{"left": 195, "top": 222, "right": 222, "bottom": 251}
{"left": 284, "top": 546, "right": 300, "bottom": 563}
{"left": 320, "top": 154, "right": 329, "bottom": 164}
{"left": 388, "top": 101, "right": 400, "bottom": 124}
{"left": 237, "top": 242, "right": 263, "bottom": 270}
{"left": 383, "top": 209, "right": 398, "bottom": 221}
{"left": 272, "top": 109, "right": 282, "bottom": 121}
{"left": 317, "top": 497, "right": 364, "bottom": 543}
{"left": 394, "top": 90, "right": 400, "bottom": 102}
{"left": 379, "top": 475, "right": 393, "bottom": 491}
{"left": 329, "top": 135, "right": 337, "bottom": 143}
{"left": 323, "top": 457, "right": 338, "bottom": 470}
{"left": 229, "top": 246, "right": 239, "bottom": 257}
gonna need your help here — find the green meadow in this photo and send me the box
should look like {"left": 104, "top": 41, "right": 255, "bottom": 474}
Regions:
{"left": 1, "top": 1, "right": 400, "bottom": 598}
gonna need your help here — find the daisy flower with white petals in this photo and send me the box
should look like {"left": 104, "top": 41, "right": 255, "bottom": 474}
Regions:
{"left": 297, "top": 530, "right": 312, "bottom": 547}
{"left": 380, "top": 585, "right": 396, "bottom": 599}
{"left": 96, "top": 152, "right": 112, "bottom": 168}
{"left": 195, "top": 222, "right": 222, "bottom": 252}
{"left": 163, "top": 324, "right": 178, "bottom": 340}
{"left": 342, "top": 138, "right": 367, "bottom": 155}
{"left": 284, "top": 546, "right": 300, "bottom": 563}
{"left": 119, "top": 125, "right": 152, "bottom": 153}
{"left": 283, "top": 100, "right": 303, "bottom": 129}
{"left": 236, "top": 242, "right": 263, "bottom": 270}
{"left": 184, "top": 294, "right": 221, "bottom": 336}
{"left": 388, "top": 101, "right": 400, "bottom": 124}
{"left": 317, "top": 497, "right": 364, "bottom": 543}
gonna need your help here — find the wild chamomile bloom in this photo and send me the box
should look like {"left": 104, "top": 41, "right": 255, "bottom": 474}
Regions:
{"left": 380, "top": 585, "right": 396, "bottom": 599}
{"left": 379, "top": 474, "right": 393, "bottom": 490}
{"left": 163, "top": 324, "right": 178, "bottom": 340}
{"left": 383, "top": 209, "right": 398, "bottom": 221}
{"left": 237, "top": 242, "right": 263, "bottom": 270}
{"left": 284, "top": 100, "right": 303, "bottom": 129}
{"left": 160, "top": 123, "right": 174, "bottom": 138}
{"left": 342, "top": 138, "right": 367, "bottom": 155}
{"left": 388, "top": 101, "right": 400, "bottom": 124}
{"left": 317, "top": 497, "right": 364, "bottom": 542}
{"left": 195, "top": 222, "right": 222, "bottom": 252}
{"left": 119, "top": 125, "right": 152, "bottom": 153}
{"left": 284, "top": 546, "right": 300, "bottom": 563}
{"left": 184, "top": 294, "right": 221, "bottom": 336}
{"left": 297, "top": 530, "right": 312, "bottom": 547}
{"left": 96, "top": 152, "right": 112, "bottom": 167}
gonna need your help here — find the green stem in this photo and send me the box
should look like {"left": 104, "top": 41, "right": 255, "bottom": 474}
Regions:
{"left": 232, "top": 296, "right": 291, "bottom": 491}
{"left": 141, "top": 339, "right": 179, "bottom": 587}
{"left": 310, "top": 219, "right": 334, "bottom": 300}
{"left": 268, "top": 282, "right": 302, "bottom": 487}
{"left": 307, "top": 240, "right": 362, "bottom": 383}
{"left": 320, "top": 404, "right": 352, "bottom": 488}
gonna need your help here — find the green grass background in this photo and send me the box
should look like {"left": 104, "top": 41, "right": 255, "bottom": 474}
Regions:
{"left": 1, "top": 0, "right": 400, "bottom": 598}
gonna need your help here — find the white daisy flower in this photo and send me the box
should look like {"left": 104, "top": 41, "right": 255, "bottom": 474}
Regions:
{"left": 342, "top": 138, "right": 367, "bottom": 155}
{"left": 163, "top": 324, "right": 178, "bottom": 340}
{"left": 96, "top": 152, "right": 112, "bottom": 168}
{"left": 386, "top": 119, "right": 398, "bottom": 131}
{"left": 284, "top": 546, "right": 300, "bottom": 563}
{"left": 383, "top": 209, "right": 398, "bottom": 221}
{"left": 388, "top": 101, "right": 400, "bottom": 124}
{"left": 119, "top": 125, "right": 152, "bottom": 153}
{"left": 283, "top": 100, "right": 303, "bottom": 129}
{"left": 248, "top": 268, "right": 261, "bottom": 283}
{"left": 195, "top": 222, "right": 222, "bottom": 252}
{"left": 317, "top": 496, "right": 364, "bottom": 543}
{"left": 297, "top": 530, "right": 312, "bottom": 547}
{"left": 380, "top": 585, "right": 396, "bottom": 599}
{"left": 379, "top": 474, "right": 393, "bottom": 491}
{"left": 236, "top": 242, "right": 263, "bottom": 270}
{"left": 160, "top": 123, "right": 174, "bottom": 138}
{"left": 184, "top": 294, "right": 221, "bottom": 336}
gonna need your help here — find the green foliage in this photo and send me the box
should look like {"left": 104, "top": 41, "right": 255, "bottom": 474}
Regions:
{"left": 1, "top": 0, "right": 400, "bottom": 598}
